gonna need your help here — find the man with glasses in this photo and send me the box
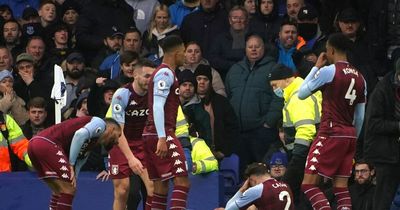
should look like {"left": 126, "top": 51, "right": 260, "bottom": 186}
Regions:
{"left": 209, "top": 6, "right": 249, "bottom": 80}
{"left": 349, "top": 160, "right": 375, "bottom": 210}
{"left": 269, "top": 152, "right": 288, "bottom": 180}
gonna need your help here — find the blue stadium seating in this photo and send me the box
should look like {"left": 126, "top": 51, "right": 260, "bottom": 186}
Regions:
{"left": 0, "top": 171, "right": 221, "bottom": 210}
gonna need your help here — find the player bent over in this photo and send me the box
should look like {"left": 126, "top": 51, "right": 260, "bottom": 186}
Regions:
{"left": 28, "top": 117, "right": 121, "bottom": 210}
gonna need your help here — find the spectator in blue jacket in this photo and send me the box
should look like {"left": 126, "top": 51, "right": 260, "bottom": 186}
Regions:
{"left": 169, "top": 0, "right": 199, "bottom": 28}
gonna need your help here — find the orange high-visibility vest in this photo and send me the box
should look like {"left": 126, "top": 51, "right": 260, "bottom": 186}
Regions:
{"left": 0, "top": 114, "right": 31, "bottom": 172}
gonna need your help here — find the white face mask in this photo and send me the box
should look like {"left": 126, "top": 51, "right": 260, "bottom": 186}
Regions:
{"left": 273, "top": 87, "right": 284, "bottom": 98}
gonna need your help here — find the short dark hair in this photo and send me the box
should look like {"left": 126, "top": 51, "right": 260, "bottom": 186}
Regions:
{"left": 120, "top": 50, "right": 139, "bottom": 65}
{"left": 185, "top": 41, "right": 201, "bottom": 50}
{"left": 327, "top": 33, "right": 352, "bottom": 53}
{"left": 355, "top": 159, "right": 374, "bottom": 171}
{"left": 159, "top": 35, "right": 184, "bottom": 53}
{"left": 244, "top": 162, "right": 269, "bottom": 178}
{"left": 0, "top": 4, "right": 12, "bottom": 14}
{"left": 124, "top": 27, "right": 142, "bottom": 40}
{"left": 135, "top": 58, "right": 157, "bottom": 69}
{"left": 280, "top": 19, "right": 297, "bottom": 31}
{"left": 39, "top": 0, "right": 56, "bottom": 9}
{"left": 3, "top": 19, "right": 21, "bottom": 32}
{"left": 27, "top": 97, "right": 47, "bottom": 110}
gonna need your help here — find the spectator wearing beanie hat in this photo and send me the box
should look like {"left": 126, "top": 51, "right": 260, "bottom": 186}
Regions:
{"left": 61, "top": 1, "right": 80, "bottom": 49}
{"left": 178, "top": 69, "right": 212, "bottom": 145}
{"left": 0, "top": 70, "right": 29, "bottom": 125}
{"left": 269, "top": 63, "right": 321, "bottom": 203}
{"left": 178, "top": 69, "right": 197, "bottom": 104}
{"left": 269, "top": 152, "right": 288, "bottom": 180}
{"left": 194, "top": 64, "right": 240, "bottom": 160}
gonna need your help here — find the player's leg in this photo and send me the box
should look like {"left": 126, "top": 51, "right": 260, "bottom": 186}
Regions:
{"left": 138, "top": 169, "right": 154, "bottom": 210}
{"left": 43, "top": 179, "right": 61, "bottom": 210}
{"left": 152, "top": 180, "right": 169, "bottom": 210}
{"left": 332, "top": 177, "right": 351, "bottom": 210}
{"left": 171, "top": 176, "right": 190, "bottom": 209}
{"left": 332, "top": 137, "right": 357, "bottom": 210}
{"left": 48, "top": 179, "right": 76, "bottom": 210}
{"left": 112, "top": 177, "right": 130, "bottom": 210}
{"left": 301, "top": 174, "right": 331, "bottom": 210}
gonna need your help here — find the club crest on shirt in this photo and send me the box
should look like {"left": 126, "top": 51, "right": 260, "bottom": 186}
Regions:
{"left": 157, "top": 80, "right": 167, "bottom": 90}
{"left": 95, "top": 127, "right": 103, "bottom": 134}
{"left": 113, "top": 104, "right": 122, "bottom": 113}
{"left": 111, "top": 165, "right": 119, "bottom": 175}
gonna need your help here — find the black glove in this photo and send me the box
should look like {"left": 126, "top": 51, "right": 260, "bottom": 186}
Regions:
{"left": 292, "top": 143, "right": 309, "bottom": 158}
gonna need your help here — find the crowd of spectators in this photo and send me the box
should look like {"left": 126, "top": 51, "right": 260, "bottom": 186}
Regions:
{"left": 1, "top": 0, "right": 400, "bottom": 209}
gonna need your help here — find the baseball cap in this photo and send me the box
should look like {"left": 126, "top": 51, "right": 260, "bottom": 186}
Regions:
{"left": 337, "top": 8, "right": 360, "bottom": 22}
{"left": 269, "top": 152, "right": 288, "bottom": 167}
{"left": 66, "top": 52, "right": 85, "bottom": 63}
{"left": 106, "top": 26, "right": 124, "bottom": 38}
{"left": 0, "top": 70, "right": 13, "bottom": 81}
{"left": 268, "top": 64, "right": 293, "bottom": 81}
{"left": 16, "top": 53, "right": 34, "bottom": 64}
{"left": 297, "top": 5, "right": 318, "bottom": 21}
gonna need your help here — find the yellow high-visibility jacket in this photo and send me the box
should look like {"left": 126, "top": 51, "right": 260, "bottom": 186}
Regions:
{"left": 283, "top": 77, "right": 322, "bottom": 150}
{"left": 176, "top": 106, "right": 218, "bottom": 174}
{"left": 0, "top": 114, "right": 32, "bottom": 172}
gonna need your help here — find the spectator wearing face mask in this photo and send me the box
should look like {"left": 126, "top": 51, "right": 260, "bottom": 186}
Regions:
{"left": 296, "top": 5, "right": 327, "bottom": 57}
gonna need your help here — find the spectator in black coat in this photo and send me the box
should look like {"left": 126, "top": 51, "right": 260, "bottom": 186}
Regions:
{"left": 75, "top": 0, "right": 135, "bottom": 64}
{"left": 180, "top": 0, "right": 230, "bottom": 59}
{"left": 194, "top": 64, "right": 239, "bottom": 160}
{"left": 255, "top": 0, "right": 282, "bottom": 43}
{"left": 87, "top": 77, "right": 120, "bottom": 118}
{"left": 349, "top": 159, "right": 375, "bottom": 210}
{"left": 208, "top": 6, "right": 249, "bottom": 80}
{"left": 363, "top": 63, "right": 400, "bottom": 210}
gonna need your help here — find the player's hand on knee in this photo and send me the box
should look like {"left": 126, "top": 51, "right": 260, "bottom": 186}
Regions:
{"left": 96, "top": 170, "right": 110, "bottom": 182}
{"left": 156, "top": 137, "right": 168, "bottom": 158}
{"left": 129, "top": 156, "right": 144, "bottom": 175}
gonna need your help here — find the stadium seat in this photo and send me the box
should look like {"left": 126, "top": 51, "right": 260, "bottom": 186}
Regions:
{"left": 219, "top": 154, "right": 240, "bottom": 205}
{"left": 220, "top": 154, "right": 240, "bottom": 186}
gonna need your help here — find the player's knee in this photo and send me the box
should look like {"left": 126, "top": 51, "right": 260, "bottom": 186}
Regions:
{"left": 115, "top": 184, "right": 130, "bottom": 198}
{"left": 60, "top": 185, "right": 76, "bottom": 195}
{"left": 173, "top": 176, "right": 190, "bottom": 188}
